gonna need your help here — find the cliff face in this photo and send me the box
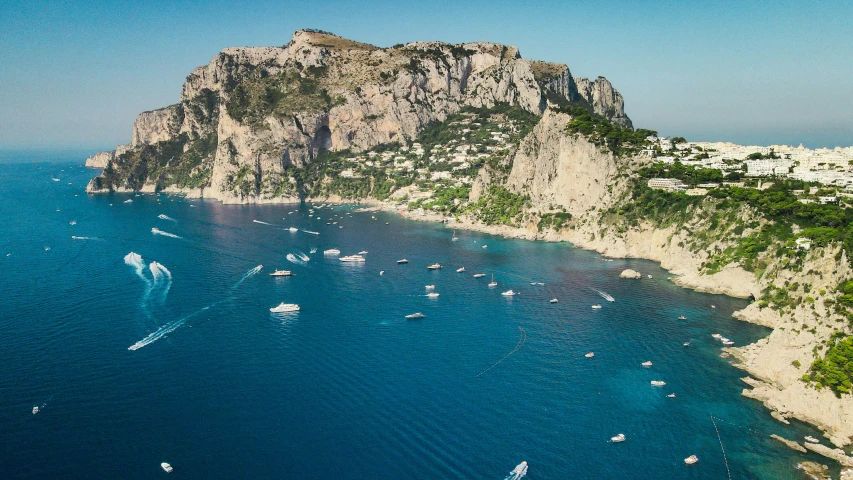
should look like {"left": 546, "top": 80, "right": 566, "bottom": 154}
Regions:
{"left": 87, "top": 30, "right": 632, "bottom": 203}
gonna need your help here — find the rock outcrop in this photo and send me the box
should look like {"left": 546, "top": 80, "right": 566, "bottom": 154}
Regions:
{"left": 619, "top": 269, "right": 642, "bottom": 279}
{"left": 87, "top": 30, "right": 631, "bottom": 203}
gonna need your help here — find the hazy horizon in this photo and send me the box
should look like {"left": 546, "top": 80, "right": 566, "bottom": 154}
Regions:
{"left": 2, "top": 0, "right": 851, "bottom": 151}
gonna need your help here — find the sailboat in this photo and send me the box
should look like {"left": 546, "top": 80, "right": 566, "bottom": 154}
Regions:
{"left": 488, "top": 274, "right": 497, "bottom": 288}
{"left": 452, "top": 230, "right": 458, "bottom": 241}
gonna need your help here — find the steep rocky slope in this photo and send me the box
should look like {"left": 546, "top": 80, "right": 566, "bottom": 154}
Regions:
{"left": 87, "top": 30, "right": 630, "bottom": 203}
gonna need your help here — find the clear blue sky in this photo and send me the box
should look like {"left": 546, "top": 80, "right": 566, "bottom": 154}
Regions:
{"left": 1, "top": 0, "right": 851, "bottom": 152}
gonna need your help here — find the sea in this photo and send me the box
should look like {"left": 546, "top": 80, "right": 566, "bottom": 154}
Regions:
{"left": 0, "top": 155, "right": 836, "bottom": 479}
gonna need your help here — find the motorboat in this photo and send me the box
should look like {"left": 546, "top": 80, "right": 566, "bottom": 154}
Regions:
{"left": 288, "top": 227, "right": 298, "bottom": 232}
{"left": 397, "top": 259, "right": 409, "bottom": 264}
{"left": 427, "top": 292, "right": 440, "bottom": 298}
{"left": 379, "top": 271, "right": 384, "bottom": 276}
{"left": 722, "top": 339, "right": 735, "bottom": 346}
{"left": 550, "top": 299, "right": 558, "bottom": 303}
{"left": 501, "top": 290, "right": 517, "bottom": 296}
{"left": 585, "top": 352, "right": 595, "bottom": 358}
{"left": 667, "top": 393, "right": 676, "bottom": 398}
{"left": 683, "top": 341, "right": 691, "bottom": 347}
{"left": 124, "top": 199, "right": 133, "bottom": 203}
{"left": 805, "top": 436, "right": 820, "bottom": 444}
{"left": 339, "top": 255, "right": 366, "bottom": 262}
{"left": 358, "top": 250, "right": 368, "bottom": 255}
{"left": 456, "top": 267, "right": 465, "bottom": 273}
{"left": 711, "top": 333, "right": 722, "bottom": 339}
{"left": 405, "top": 312, "right": 426, "bottom": 319}
{"left": 684, "top": 455, "right": 698, "bottom": 465}
{"left": 473, "top": 273, "right": 486, "bottom": 278}
{"left": 610, "top": 433, "right": 626, "bottom": 443}
{"left": 324, "top": 249, "right": 340, "bottom": 256}
{"left": 270, "top": 270, "right": 292, "bottom": 277}
{"left": 425, "top": 285, "right": 435, "bottom": 290}
{"left": 482, "top": 245, "right": 488, "bottom": 249}
{"left": 711, "top": 305, "right": 716, "bottom": 309}
{"left": 591, "top": 304, "right": 602, "bottom": 310}
{"left": 427, "top": 263, "right": 442, "bottom": 270}
{"left": 678, "top": 315, "right": 687, "bottom": 320}
{"left": 270, "top": 303, "right": 300, "bottom": 313}
{"left": 161, "top": 462, "right": 173, "bottom": 473}
{"left": 647, "top": 275, "right": 653, "bottom": 279}
{"left": 650, "top": 380, "right": 666, "bottom": 386}
{"left": 642, "top": 361, "right": 653, "bottom": 367}
{"left": 310, "top": 248, "right": 317, "bottom": 254}
{"left": 510, "top": 461, "right": 528, "bottom": 476}
{"left": 32, "top": 405, "right": 39, "bottom": 414}
{"left": 720, "top": 337, "right": 731, "bottom": 343}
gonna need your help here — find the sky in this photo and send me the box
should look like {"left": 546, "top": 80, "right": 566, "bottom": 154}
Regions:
{"left": 1, "top": 0, "right": 851, "bottom": 152}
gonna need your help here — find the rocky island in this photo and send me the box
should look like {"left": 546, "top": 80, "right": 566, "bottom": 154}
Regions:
{"left": 86, "top": 29, "right": 853, "bottom": 469}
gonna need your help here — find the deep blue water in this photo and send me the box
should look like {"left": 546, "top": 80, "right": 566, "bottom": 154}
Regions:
{"left": 0, "top": 160, "right": 832, "bottom": 479}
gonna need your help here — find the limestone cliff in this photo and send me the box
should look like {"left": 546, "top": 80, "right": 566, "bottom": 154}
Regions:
{"left": 87, "top": 30, "right": 631, "bottom": 203}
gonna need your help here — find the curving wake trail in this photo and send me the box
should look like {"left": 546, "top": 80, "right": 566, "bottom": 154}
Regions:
{"left": 149, "top": 261, "right": 173, "bottom": 305}
{"left": 125, "top": 252, "right": 153, "bottom": 312}
{"left": 129, "top": 265, "right": 262, "bottom": 351}
{"left": 286, "top": 253, "right": 306, "bottom": 266}
{"left": 157, "top": 214, "right": 177, "bottom": 222}
{"left": 590, "top": 287, "right": 615, "bottom": 302}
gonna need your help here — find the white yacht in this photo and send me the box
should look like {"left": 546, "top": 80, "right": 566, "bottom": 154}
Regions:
{"left": 405, "top": 312, "right": 426, "bottom": 319}
{"left": 358, "top": 250, "right": 368, "bottom": 255}
{"left": 610, "top": 433, "right": 626, "bottom": 443}
{"left": 684, "top": 455, "right": 698, "bottom": 465}
{"left": 650, "top": 380, "right": 666, "bottom": 386}
{"left": 310, "top": 248, "right": 317, "bottom": 254}
{"left": 482, "top": 244, "right": 488, "bottom": 249}
{"left": 642, "top": 361, "right": 653, "bottom": 367}
{"left": 591, "top": 304, "right": 602, "bottom": 310}
{"left": 550, "top": 298, "right": 558, "bottom": 303}
{"left": 270, "top": 303, "right": 300, "bottom": 313}
{"left": 427, "top": 263, "right": 442, "bottom": 270}
{"left": 397, "top": 259, "right": 409, "bottom": 264}
{"left": 805, "top": 436, "right": 820, "bottom": 444}
{"left": 270, "top": 270, "right": 292, "bottom": 277}
{"left": 288, "top": 227, "right": 299, "bottom": 232}
{"left": 488, "top": 274, "right": 497, "bottom": 288}
{"left": 678, "top": 315, "right": 687, "bottom": 320}
{"left": 456, "top": 267, "right": 465, "bottom": 273}
{"left": 473, "top": 273, "right": 486, "bottom": 278}
{"left": 711, "top": 333, "right": 722, "bottom": 339}
{"left": 501, "top": 290, "right": 517, "bottom": 296}
{"left": 425, "top": 285, "right": 435, "bottom": 290}
{"left": 427, "top": 292, "right": 440, "bottom": 298}
{"left": 722, "top": 339, "right": 735, "bottom": 346}
{"left": 510, "top": 461, "right": 528, "bottom": 476}
{"left": 161, "top": 462, "right": 173, "bottom": 473}
{"left": 667, "top": 393, "right": 676, "bottom": 398}
{"left": 32, "top": 405, "right": 39, "bottom": 414}
{"left": 324, "top": 249, "right": 341, "bottom": 256}
{"left": 339, "top": 255, "right": 366, "bottom": 262}
{"left": 585, "top": 352, "right": 595, "bottom": 358}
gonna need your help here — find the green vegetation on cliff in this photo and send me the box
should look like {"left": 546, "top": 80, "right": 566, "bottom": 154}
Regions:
{"left": 803, "top": 332, "right": 853, "bottom": 397}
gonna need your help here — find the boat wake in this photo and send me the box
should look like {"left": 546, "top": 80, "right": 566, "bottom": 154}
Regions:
{"left": 253, "top": 219, "right": 276, "bottom": 226}
{"left": 590, "top": 287, "right": 615, "bottom": 302}
{"left": 71, "top": 236, "right": 101, "bottom": 241}
{"left": 296, "top": 251, "right": 310, "bottom": 262}
{"left": 151, "top": 228, "right": 182, "bottom": 239}
{"left": 477, "top": 327, "right": 527, "bottom": 377}
{"left": 286, "top": 253, "right": 306, "bottom": 265}
{"left": 125, "top": 252, "right": 153, "bottom": 313}
{"left": 129, "top": 265, "right": 262, "bottom": 351}
{"left": 149, "top": 261, "right": 173, "bottom": 305}
{"left": 157, "top": 214, "right": 177, "bottom": 222}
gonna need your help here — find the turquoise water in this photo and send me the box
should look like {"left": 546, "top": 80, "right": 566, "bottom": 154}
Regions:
{"left": 0, "top": 159, "right": 832, "bottom": 478}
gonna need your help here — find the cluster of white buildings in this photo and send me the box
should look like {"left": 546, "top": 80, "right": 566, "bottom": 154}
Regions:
{"left": 647, "top": 138, "right": 853, "bottom": 190}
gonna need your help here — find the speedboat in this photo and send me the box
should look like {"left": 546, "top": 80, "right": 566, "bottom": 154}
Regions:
{"left": 482, "top": 245, "right": 488, "bottom": 249}
{"left": 650, "top": 380, "right": 666, "bottom": 386}
{"left": 591, "top": 304, "right": 602, "bottom": 310}
{"left": 585, "top": 352, "right": 595, "bottom": 358}
{"left": 288, "top": 227, "right": 298, "bottom": 232}
{"left": 550, "top": 298, "right": 558, "bottom": 303}
{"left": 647, "top": 275, "right": 653, "bottom": 279}
{"left": 310, "top": 248, "right": 317, "bottom": 254}
{"left": 684, "top": 455, "right": 698, "bottom": 465}
{"left": 805, "top": 436, "right": 820, "bottom": 444}
{"left": 642, "top": 361, "right": 653, "bottom": 367}
{"left": 270, "top": 303, "right": 300, "bottom": 313}
{"left": 425, "top": 285, "right": 435, "bottom": 290}
{"left": 270, "top": 270, "right": 292, "bottom": 277}
{"left": 427, "top": 292, "right": 440, "bottom": 298}
{"left": 456, "top": 267, "right": 465, "bottom": 273}
{"left": 427, "top": 263, "right": 442, "bottom": 270}
{"left": 358, "top": 250, "right": 368, "bottom": 255}
{"left": 405, "top": 312, "right": 426, "bottom": 319}
{"left": 610, "top": 433, "right": 626, "bottom": 443}
{"left": 683, "top": 341, "right": 691, "bottom": 347}
{"left": 124, "top": 199, "right": 133, "bottom": 203}
{"left": 722, "top": 340, "right": 735, "bottom": 346}
{"left": 340, "top": 255, "right": 366, "bottom": 262}
{"left": 510, "top": 461, "right": 528, "bottom": 476}
{"left": 397, "top": 259, "right": 409, "bottom": 264}
{"left": 501, "top": 290, "right": 516, "bottom": 296}
{"left": 324, "top": 249, "right": 341, "bottom": 256}
{"left": 720, "top": 337, "right": 731, "bottom": 343}
{"left": 161, "top": 462, "right": 173, "bottom": 473}
{"left": 678, "top": 315, "right": 687, "bottom": 320}
{"left": 32, "top": 405, "right": 39, "bottom": 414}
{"left": 667, "top": 393, "right": 676, "bottom": 398}
{"left": 473, "top": 273, "right": 486, "bottom": 278}
{"left": 711, "top": 333, "right": 722, "bottom": 339}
